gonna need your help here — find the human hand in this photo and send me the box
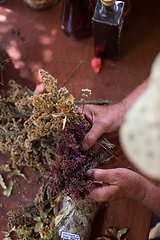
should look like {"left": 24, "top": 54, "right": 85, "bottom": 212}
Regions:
{"left": 86, "top": 168, "right": 147, "bottom": 202}
{"left": 82, "top": 103, "right": 127, "bottom": 150}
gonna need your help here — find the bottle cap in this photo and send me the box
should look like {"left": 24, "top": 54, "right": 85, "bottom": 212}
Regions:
{"left": 101, "top": 0, "right": 116, "bottom": 6}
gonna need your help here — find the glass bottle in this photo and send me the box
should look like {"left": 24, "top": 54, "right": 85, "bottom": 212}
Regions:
{"left": 61, "top": 0, "right": 95, "bottom": 40}
{"left": 92, "top": 0, "right": 125, "bottom": 60}
{"left": 22, "top": 0, "right": 58, "bottom": 10}
{"left": 123, "top": 0, "right": 131, "bottom": 25}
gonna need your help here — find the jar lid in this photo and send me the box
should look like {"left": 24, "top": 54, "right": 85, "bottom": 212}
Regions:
{"left": 101, "top": 0, "right": 116, "bottom": 6}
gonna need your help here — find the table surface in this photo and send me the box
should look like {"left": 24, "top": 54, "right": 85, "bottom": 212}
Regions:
{"left": 0, "top": 0, "right": 160, "bottom": 239}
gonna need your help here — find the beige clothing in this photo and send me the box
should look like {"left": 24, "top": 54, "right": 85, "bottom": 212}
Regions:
{"left": 120, "top": 53, "right": 160, "bottom": 180}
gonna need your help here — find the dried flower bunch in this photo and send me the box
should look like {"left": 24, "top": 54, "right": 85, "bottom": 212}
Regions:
{"left": 0, "top": 69, "right": 111, "bottom": 239}
{"left": 49, "top": 118, "right": 109, "bottom": 199}
{"left": 6, "top": 184, "right": 62, "bottom": 240}
{"left": 0, "top": 69, "right": 110, "bottom": 199}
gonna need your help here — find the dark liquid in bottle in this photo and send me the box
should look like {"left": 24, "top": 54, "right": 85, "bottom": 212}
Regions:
{"left": 92, "top": 0, "right": 124, "bottom": 60}
{"left": 23, "top": 0, "right": 58, "bottom": 10}
{"left": 61, "top": 0, "right": 94, "bottom": 40}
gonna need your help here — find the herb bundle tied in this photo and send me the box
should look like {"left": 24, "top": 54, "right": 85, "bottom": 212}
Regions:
{"left": 0, "top": 69, "right": 111, "bottom": 240}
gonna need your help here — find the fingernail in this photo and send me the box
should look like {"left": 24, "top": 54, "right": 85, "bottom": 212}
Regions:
{"left": 82, "top": 142, "right": 89, "bottom": 151}
{"left": 87, "top": 169, "right": 92, "bottom": 177}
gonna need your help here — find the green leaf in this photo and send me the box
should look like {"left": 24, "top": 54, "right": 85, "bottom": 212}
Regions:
{"left": 66, "top": 94, "right": 74, "bottom": 104}
{"left": 55, "top": 213, "right": 66, "bottom": 226}
{"left": 50, "top": 217, "right": 55, "bottom": 228}
{"left": 3, "top": 180, "right": 13, "bottom": 197}
{"left": 0, "top": 174, "right": 7, "bottom": 189}
{"left": 2, "top": 232, "right": 9, "bottom": 238}
{"left": 1, "top": 164, "right": 11, "bottom": 172}
{"left": 2, "top": 226, "right": 16, "bottom": 237}
{"left": 49, "top": 229, "right": 56, "bottom": 237}
{"left": 25, "top": 213, "right": 32, "bottom": 218}
{"left": 26, "top": 237, "right": 34, "bottom": 240}
{"left": 9, "top": 170, "right": 27, "bottom": 180}
{"left": 44, "top": 207, "right": 53, "bottom": 220}
{"left": 33, "top": 216, "right": 41, "bottom": 221}
{"left": 117, "top": 228, "right": 128, "bottom": 240}
{"left": 34, "top": 219, "right": 44, "bottom": 233}
{"left": 15, "top": 228, "right": 26, "bottom": 235}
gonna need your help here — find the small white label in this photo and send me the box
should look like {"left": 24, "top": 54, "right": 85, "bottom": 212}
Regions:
{"left": 61, "top": 231, "right": 80, "bottom": 240}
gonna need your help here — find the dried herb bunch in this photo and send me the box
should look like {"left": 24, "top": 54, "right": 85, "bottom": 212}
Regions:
{"left": 0, "top": 79, "right": 50, "bottom": 176}
{"left": 6, "top": 183, "right": 62, "bottom": 240}
{"left": 0, "top": 69, "right": 109, "bottom": 198}
{"left": 49, "top": 119, "right": 109, "bottom": 199}
{"left": 0, "top": 69, "right": 110, "bottom": 239}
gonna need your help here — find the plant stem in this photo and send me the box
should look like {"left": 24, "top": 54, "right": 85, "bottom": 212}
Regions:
{"left": 59, "top": 60, "right": 84, "bottom": 88}
{"left": 0, "top": 130, "right": 27, "bottom": 136}
{"left": 44, "top": 58, "right": 90, "bottom": 64}
{"left": 111, "top": 64, "right": 146, "bottom": 79}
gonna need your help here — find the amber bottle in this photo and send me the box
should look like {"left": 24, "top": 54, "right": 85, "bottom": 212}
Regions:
{"left": 92, "top": 0, "right": 125, "bottom": 60}
{"left": 61, "top": 0, "right": 95, "bottom": 40}
{"left": 22, "top": 0, "right": 58, "bottom": 10}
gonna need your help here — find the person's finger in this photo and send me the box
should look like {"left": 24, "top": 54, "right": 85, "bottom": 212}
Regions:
{"left": 82, "top": 121, "right": 105, "bottom": 150}
{"left": 83, "top": 105, "right": 93, "bottom": 123}
{"left": 87, "top": 169, "right": 111, "bottom": 183}
{"left": 87, "top": 182, "right": 109, "bottom": 201}
{"left": 103, "top": 132, "right": 119, "bottom": 139}
{"left": 87, "top": 182, "right": 119, "bottom": 202}
{"left": 80, "top": 104, "right": 95, "bottom": 124}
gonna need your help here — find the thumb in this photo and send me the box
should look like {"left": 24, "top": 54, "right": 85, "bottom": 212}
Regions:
{"left": 82, "top": 122, "right": 105, "bottom": 150}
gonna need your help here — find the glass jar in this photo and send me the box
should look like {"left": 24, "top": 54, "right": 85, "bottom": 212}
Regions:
{"left": 61, "top": 0, "right": 95, "bottom": 40}
{"left": 123, "top": 0, "right": 131, "bottom": 25}
{"left": 22, "top": 0, "right": 58, "bottom": 10}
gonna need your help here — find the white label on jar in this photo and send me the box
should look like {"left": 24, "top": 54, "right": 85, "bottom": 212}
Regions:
{"left": 61, "top": 231, "right": 80, "bottom": 240}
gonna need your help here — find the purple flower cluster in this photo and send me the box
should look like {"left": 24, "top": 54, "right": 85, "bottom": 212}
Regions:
{"left": 49, "top": 119, "right": 99, "bottom": 200}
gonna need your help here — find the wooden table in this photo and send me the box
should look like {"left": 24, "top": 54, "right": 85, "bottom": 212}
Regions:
{"left": 0, "top": 0, "right": 160, "bottom": 239}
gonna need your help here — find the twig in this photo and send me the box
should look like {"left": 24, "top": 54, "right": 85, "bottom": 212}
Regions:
{"left": 44, "top": 58, "right": 90, "bottom": 64}
{"left": 98, "top": 137, "right": 126, "bottom": 167}
{"left": 0, "top": 112, "right": 32, "bottom": 120}
{"left": 101, "top": 155, "right": 114, "bottom": 164}
{"left": 0, "top": 130, "right": 27, "bottom": 136}
{"left": 0, "top": 72, "right": 4, "bottom": 86}
{"left": 74, "top": 99, "right": 111, "bottom": 106}
{"left": 0, "top": 57, "right": 11, "bottom": 85}
{"left": 35, "top": 193, "right": 60, "bottom": 209}
{"left": 105, "top": 148, "right": 126, "bottom": 168}
{"left": 13, "top": 193, "right": 60, "bottom": 224}
{"left": 98, "top": 137, "right": 115, "bottom": 149}
{"left": 0, "top": 125, "right": 8, "bottom": 133}
{"left": 59, "top": 60, "right": 84, "bottom": 88}
{"left": 111, "top": 64, "right": 146, "bottom": 79}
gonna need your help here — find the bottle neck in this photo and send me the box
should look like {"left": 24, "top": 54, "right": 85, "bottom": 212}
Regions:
{"left": 100, "top": 3, "right": 115, "bottom": 16}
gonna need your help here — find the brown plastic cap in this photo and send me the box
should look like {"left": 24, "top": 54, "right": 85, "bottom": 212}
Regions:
{"left": 101, "top": 0, "right": 116, "bottom": 6}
